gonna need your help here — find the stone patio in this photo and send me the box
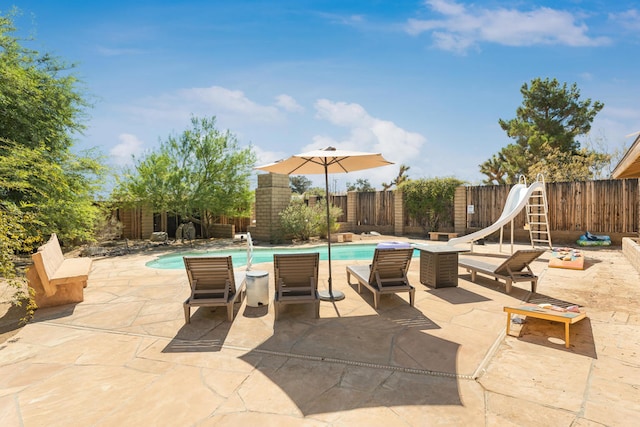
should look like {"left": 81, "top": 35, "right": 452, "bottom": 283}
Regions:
{"left": 1, "top": 238, "right": 639, "bottom": 426}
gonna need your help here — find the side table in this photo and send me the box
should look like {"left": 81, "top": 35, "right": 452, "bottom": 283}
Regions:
{"left": 413, "top": 244, "right": 469, "bottom": 288}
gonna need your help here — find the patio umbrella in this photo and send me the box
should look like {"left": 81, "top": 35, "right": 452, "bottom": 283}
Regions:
{"left": 255, "top": 146, "right": 394, "bottom": 301}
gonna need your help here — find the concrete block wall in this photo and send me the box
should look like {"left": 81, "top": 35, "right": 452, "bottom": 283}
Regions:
{"left": 347, "top": 191, "right": 357, "bottom": 229}
{"left": 253, "top": 173, "right": 291, "bottom": 243}
{"left": 454, "top": 186, "right": 467, "bottom": 234}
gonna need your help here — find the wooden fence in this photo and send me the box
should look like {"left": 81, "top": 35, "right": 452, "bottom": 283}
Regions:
{"left": 122, "top": 179, "right": 639, "bottom": 240}
{"left": 464, "top": 179, "right": 639, "bottom": 234}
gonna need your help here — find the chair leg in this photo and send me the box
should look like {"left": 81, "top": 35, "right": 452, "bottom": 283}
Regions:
{"left": 183, "top": 302, "right": 191, "bottom": 324}
{"left": 274, "top": 301, "right": 279, "bottom": 321}
{"left": 409, "top": 288, "right": 415, "bottom": 307}
{"left": 227, "top": 303, "right": 234, "bottom": 322}
{"left": 373, "top": 293, "right": 379, "bottom": 309}
{"left": 531, "top": 279, "right": 537, "bottom": 293}
{"left": 314, "top": 300, "right": 320, "bottom": 318}
{"left": 505, "top": 279, "right": 512, "bottom": 294}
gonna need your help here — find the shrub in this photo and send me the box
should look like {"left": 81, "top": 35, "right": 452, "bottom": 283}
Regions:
{"left": 279, "top": 199, "right": 343, "bottom": 241}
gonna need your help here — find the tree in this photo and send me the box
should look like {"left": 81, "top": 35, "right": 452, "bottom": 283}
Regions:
{"left": 481, "top": 77, "right": 605, "bottom": 183}
{"left": 399, "top": 177, "right": 464, "bottom": 232}
{"left": 346, "top": 178, "right": 374, "bottom": 192}
{"left": 290, "top": 176, "right": 312, "bottom": 194}
{"left": 112, "top": 116, "right": 256, "bottom": 234}
{"left": 0, "top": 9, "right": 88, "bottom": 153}
{"left": 382, "top": 164, "right": 410, "bottom": 190}
{"left": 0, "top": 10, "right": 104, "bottom": 244}
{"left": 1, "top": 10, "right": 104, "bottom": 317}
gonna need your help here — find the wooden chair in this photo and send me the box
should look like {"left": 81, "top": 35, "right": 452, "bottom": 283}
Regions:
{"left": 183, "top": 256, "right": 246, "bottom": 323}
{"left": 458, "top": 249, "right": 546, "bottom": 293}
{"left": 346, "top": 248, "right": 415, "bottom": 309}
{"left": 273, "top": 253, "right": 320, "bottom": 320}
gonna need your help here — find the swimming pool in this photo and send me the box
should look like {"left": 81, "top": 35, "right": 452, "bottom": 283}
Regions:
{"left": 146, "top": 243, "right": 418, "bottom": 270}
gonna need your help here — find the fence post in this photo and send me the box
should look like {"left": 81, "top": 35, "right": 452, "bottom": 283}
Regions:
{"left": 394, "top": 189, "right": 404, "bottom": 236}
{"left": 347, "top": 191, "right": 357, "bottom": 230}
{"left": 454, "top": 186, "right": 467, "bottom": 235}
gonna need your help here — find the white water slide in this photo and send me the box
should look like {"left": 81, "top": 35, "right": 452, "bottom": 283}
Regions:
{"left": 447, "top": 181, "right": 545, "bottom": 250}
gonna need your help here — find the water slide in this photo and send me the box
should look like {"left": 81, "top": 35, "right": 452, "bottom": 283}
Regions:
{"left": 447, "top": 181, "right": 545, "bottom": 247}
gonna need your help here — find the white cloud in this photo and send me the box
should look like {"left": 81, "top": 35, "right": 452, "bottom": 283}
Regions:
{"left": 608, "top": 9, "right": 640, "bottom": 32}
{"left": 310, "top": 99, "right": 426, "bottom": 182}
{"left": 123, "top": 85, "right": 287, "bottom": 127}
{"left": 110, "top": 133, "right": 145, "bottom": 165}
{"left": 406, "top": 0, "right": 610, "bottom": 53}
{"left": 275, "top": 94, "right": 304, "bottom": 113}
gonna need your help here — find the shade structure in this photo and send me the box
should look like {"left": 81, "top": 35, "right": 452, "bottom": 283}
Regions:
{"left": 255, "top": 146, "right": 394, "bottom": 301}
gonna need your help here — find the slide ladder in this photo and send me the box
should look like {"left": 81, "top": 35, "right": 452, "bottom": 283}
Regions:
{"left": 525, "top": 174, "right": 552, "bottom": 249}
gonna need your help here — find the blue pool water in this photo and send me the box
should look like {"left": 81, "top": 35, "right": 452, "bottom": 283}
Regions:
{"left": 146, "top": 243, "right": 418, "bottom": 270}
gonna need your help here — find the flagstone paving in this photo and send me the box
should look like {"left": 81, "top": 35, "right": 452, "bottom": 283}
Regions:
{"left": 1, "top": 239, "right": 639, "bottom": 426}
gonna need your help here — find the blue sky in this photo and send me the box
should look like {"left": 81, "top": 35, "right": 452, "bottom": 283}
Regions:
{"left": 8, "top": 0, "right": 640, "bottom": 189}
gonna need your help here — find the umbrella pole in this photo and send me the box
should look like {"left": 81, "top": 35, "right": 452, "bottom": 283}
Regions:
{"left": 318, "top": 163, "right": 345, "bottom": 302}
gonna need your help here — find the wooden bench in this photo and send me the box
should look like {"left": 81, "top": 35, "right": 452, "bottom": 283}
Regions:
{"left": 504, "top": 304, "right": 587, "bottom": 348}
{"left": 429, "top": 232, "right": 458, "bottom": 241}
{"left": 27, "top": 233, "right": 93, "bottom": 308}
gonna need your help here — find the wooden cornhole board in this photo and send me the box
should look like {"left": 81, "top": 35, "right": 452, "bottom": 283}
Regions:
{"left": 549, "top": 248, "right": 584, "bottom": 270}
{"left": 504, "top": 304, "right": 587, "bottom": 348}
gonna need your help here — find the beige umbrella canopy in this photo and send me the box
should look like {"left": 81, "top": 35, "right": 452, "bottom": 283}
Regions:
{"left": 255, "top": 146, "right": 394, "bottom": 301}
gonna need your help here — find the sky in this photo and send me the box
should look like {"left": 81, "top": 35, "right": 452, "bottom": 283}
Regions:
{"left": 7, "top": 0, "right": 640, "bottom": 191}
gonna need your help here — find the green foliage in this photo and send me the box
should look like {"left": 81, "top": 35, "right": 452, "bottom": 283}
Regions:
{"left": 528, "top": 145, "right": 611, "bottom": 182}
{"left": 482, "top": 77, "right": 605, "bottom": 184}
{"left": 279, "top": 199, "right": 320, "bottom": 241}
{"left": 279, "top": 198, "right": 342, "bottom": 241}
{"left": 346, "top": 178, "right": 374, "bottom": 192}
{"left": 0, "top": 9, "right": 89, "bottom": 153}
{"left": 111, "top": 116, "right": 256, "bottom": 229}
{"left": 0, "top": 10, "right": 105, "bottom": 320}
{"left": 0, "top": 139, "right": 105, "bottom": 243}
{"left": 289, "top": 176, "right": 312, "bottom": 194}
{"left": 400, "top": 177, "right": 464, "bottom": 232}
{"left": 305, "top": 187, "right": 326, "bottom": 197}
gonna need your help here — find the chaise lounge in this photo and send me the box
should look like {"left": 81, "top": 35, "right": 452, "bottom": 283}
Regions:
{"left": 273, "top": 253, "right": 320, "bottom": 320}
{"left": 183, "top": 256, "right": 246, "bottom": 323}
{"left": 346, "top": 247, "right": 415, "bottom": 309}
{"left": 458, "top": 249, "right": 546, "bottom": 293}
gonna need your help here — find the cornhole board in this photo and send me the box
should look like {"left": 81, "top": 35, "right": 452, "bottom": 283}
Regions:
{"left": 504, "top": 304, "right": 587, "bottom": 348}
{"left": 549, "top": 248, "right": 584, "bottom": 270}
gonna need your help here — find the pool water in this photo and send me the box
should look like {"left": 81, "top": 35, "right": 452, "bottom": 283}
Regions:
{"left": 146, "top": 243, "right": 418, "bottom": 270}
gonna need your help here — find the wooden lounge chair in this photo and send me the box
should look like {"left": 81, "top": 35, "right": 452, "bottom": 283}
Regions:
{"left": 273, "top": 253, "right": 320, "bottom": 320}
{"left": 346, "top": 248, "right": 415, "bottom": 309}
{"left": 183, "top": 256, "right": 246, "bottom": 323}
{"left": 458, "top": 249, "right": 546, "bottom": 293}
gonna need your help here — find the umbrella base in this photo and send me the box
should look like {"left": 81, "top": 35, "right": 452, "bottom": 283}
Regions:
{"left": 318, "top": 290, "right": 345, "bottom": 301}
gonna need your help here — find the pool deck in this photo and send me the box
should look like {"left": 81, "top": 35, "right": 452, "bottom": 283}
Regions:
{"left": 1, "top": 237, "right": 640, "bottom": 426}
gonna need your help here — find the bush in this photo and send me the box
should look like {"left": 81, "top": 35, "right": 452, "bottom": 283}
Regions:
{"left": 279, "top": 199, "right": 342, "bottom": 241}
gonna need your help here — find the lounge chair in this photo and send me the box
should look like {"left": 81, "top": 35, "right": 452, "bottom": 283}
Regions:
{"left": 273, "top": 253, "right": 320, "bottom": 320}
{"left": 183, "top": 256, "right": 246, "bottom": 323}
{"left": 458, "top": 249, "right": 545, "bottom": 293}
{"left": 346, "top": 247, "right": 415, "bottom": 309}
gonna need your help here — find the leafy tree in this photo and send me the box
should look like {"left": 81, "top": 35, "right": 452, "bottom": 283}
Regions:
{"left": 0, "top": 9, "right": 88, "bottom": 153}
{"left": 290, "top": 176, "right": 312, "bottom": 194}
{"left": 481, "top": 77, "right": 604, "bottom": 183}
{"left": 112, "top": 116, "right": 256, "bottom": 233}
{"left": 399, "top": 177, "right": 464, "bottom": 232}
{"left": 0, "top": 139, "right": 105, "bottom": 243}
{"left": 0, "top": 10, "right": 104, "bottom": 318}
{"left": 346, "top": 178, "right": 374, "bottom": 192}
{"left": 382, "top": 164, "right": 410, "bottom": 190}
